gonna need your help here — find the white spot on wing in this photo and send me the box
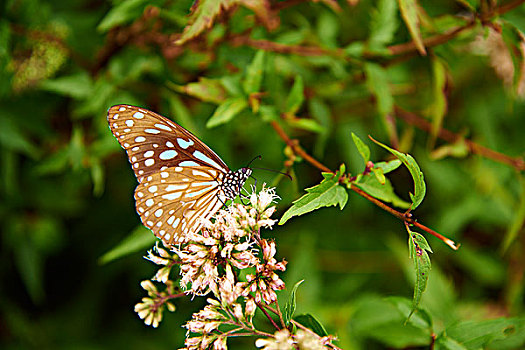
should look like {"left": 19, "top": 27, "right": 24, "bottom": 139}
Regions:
{"left": 144, "top": 129, "right": 160, "bottom": 134}
{"left": 155, "top": 209, "right": 163, "bottom": 217}
{"left": 146, "top": 199, "right": 154, "bottom": 206}
{"left": 193, "top": 151, "right": 224, "bottom": 171}
{"left": 126, "top": 119, "right": 134, "bottom": 127}
{"left": 162, "top": 192, "right": 182, "bottom": 200}
{"left": 166, "top": 184, "right": 186, "bottom": 191}
{"left": 144, "top": 151, "right": 154, "bottom": 158}
{"left": 191, "top": 181, "right": 217, "bottom": 187}
{"left": 159, "top": 150, "right": 178, "bottom": 160}
{"left": 145, "top": 159, "right": 155, "bottom": 166}
{"left": 119, "top": 107, "right": 126, "bottom": 111}
{"left": 135, "top": 136, "right": 146, "bottom": 142}
{"left": 154, "top": 123, "right": 171, "bottom": 131}
{"left": 177, "top": 138, "right": 194, "bottom": 149}
{"left": 179, "top": 161, "right": 199, "bottom": 167}
{"left": 185, "top": 186, "right": 214, "bottom": 198}
{"left": 166, "top": 141, "right": 174, "bottom": 148}
{"left": 148, "top": 185, "right": 158, "bottom": 193}
{"left": 133, "top": 112, "right": 144, "bottom": 119}
{"left": 192, "top": 170, "right": 212, "bottom": 178}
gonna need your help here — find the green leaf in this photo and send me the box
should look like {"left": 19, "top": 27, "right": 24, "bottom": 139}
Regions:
{"left": 90, "top": 157, "right": 105, "bottom": 197}
{"left": 287, "top": 118, "right": 325, "bottom": 133}
{"left": 284, "top": 280, "right": 304, "bottom": 325}
{"left": 365, "top": 63, "right": 395, "bottom": 138}
{"left": 354, "top": 173, "right": 411, "bottom": 209}
{"left": 408, "top": 230, "right": 432, "bottom": 319}
{"left": 444, "top": 317, "right": 525, "bottom": 349}
{"left": 370, "top": 137, "right": 426, "bottom": 208}
{"left": 349, "top": 296, "right": 432, "bottom": 348}
{"left": 40, "top": 72, "right": 94, "bottom": 99}
{"left": 430, "top": 137, "right": 469, "bottom": 160}
{"left": 434, "top": 334, "right": 468, "bottom": 350}
{"left": 385, "top": 296, "right": 433, "bottom": 330}
{"left": 259, "top": 105, "right": 279, "bottom": 122}
{"left": 206, "top": 97, "right": 248, "bottom": 128}
{"left": 279, "top": 166, "right": 348, "bottom": 225}
{"left": 369, "top": 0, "right": 399, "bottom": 49}
{"left": 285, "top": 75, "right": 304, "bottom": 115}
{"left": 372, "top": 167, "right": 386, "bottom": 185}
{"left": 398, "top": 0, "right": 426, "bottom": 55}
{"left": 375, "top": 159, "right": 402, "bottom": 174}
{"left": 501, "top": 21, "right": 525, "bottom": 96}
{"left": 176, "top": 0, "right": 237, "bottom": 45}
{"left": 220, "top": 75, "right": 244, "bottom": 97}
{"left": 169, "top": 78, "right": 227, "bottom": 104}
{"left": 99, "top": 226, "right": 156, "bottom": 264}
{"left": 501, "top": 177, "right": 525, "bottom": 253}
{"left": 429, "top": 55, "right": 448, "bottom": 147}
{"left": 243, "top": 50, "right": 266, "bottom": 95}
{"left": 0, "top": 115, "right": 40, "bottom": 158}
{"left": 295, "top": 313, "right": 329, "bottom": 337}
{"left": 15, "top": 241, "right": 44, "bottom": 304}
{"left": 351, "top": 132, "right": 370, "bottom": 165}
{"left": 97, "top": 0, "right": 149, "bottom": 32}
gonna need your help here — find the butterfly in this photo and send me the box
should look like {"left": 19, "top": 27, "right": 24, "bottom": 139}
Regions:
{"left": 107, "top": 105, "right": 252, "bottom": 246}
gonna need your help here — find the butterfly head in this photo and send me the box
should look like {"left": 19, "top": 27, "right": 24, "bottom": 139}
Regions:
{"left": 221, "top": 167, "right": 253, "bottom": 200}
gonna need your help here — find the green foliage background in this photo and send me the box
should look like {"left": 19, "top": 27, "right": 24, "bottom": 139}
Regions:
{"left": 1, "top": 0, "right": 525, "bottom": 349}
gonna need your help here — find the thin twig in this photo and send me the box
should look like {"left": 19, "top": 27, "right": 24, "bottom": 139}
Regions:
{"left": 256, "top": 301, "right": 281, "bottom": 331}
{"left": 270, "top": 119, "right": 459, "bottom": 249}
{"left": 270, "top": 121, "right": 332, "bottom": 173}
{"left": 387, "top": 20, "right": 476, "bottom": 57}
{"left": 394, "top": 106, "right": 525, "bottom": 171}
{"left": 229, "top": 35, "right": 342, "bottom": 57}
{"left": 263, "top": 304, "right": 343, "bottom": 350}
{"left": 350, "top": 186, "right": 458, "bottom": 250}
{"left": 274, "top": 300, "right": 286, "bottom": 329}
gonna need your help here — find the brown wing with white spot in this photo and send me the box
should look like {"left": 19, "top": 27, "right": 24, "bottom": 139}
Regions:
{"left": 107, "top": 104, "right": 229, "bottom": 183}
{"left": 134, "top": 165, "right": 227, "bottom": 245}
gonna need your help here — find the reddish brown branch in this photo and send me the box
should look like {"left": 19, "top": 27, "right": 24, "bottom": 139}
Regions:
{"left": 229, "top": 35, "right": 341, "bottom": 57}
{"left": 262, "top": 304, "right": 343, "bottom": 350}
{"left": 256, "top": 301, "right": 280, "bottom": 331}
{"left": 387, "top": 20, "right": 476, "bottom": 57}
{"left": 270, "top": 120, "right": 332, "bottom": 173}
{"left": 350, "top": 186, "right": 458, "bottom": 250}
{"left": 496, "top": 0, "right": 525, "bottom": 16}
{"left": 394, "top": 106, "right": 525, "bottom": 172}
{"left": 270, "top": 120, "right": 459, "bottom": 249}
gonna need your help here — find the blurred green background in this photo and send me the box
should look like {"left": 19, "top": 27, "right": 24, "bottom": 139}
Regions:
{"left": 1, "top": 0, "right": 524, "bottom": 349}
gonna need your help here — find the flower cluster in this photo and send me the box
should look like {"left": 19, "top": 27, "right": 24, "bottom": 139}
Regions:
{"left": 134, "top": 185, "right": 336, "bottom": 349}
{"left": 173, "top": 185, "right": 281, "bottom": 299}
{"left": 245, "top": 239, "right": 287, "bottom": 304}
{"left": 134, "top": 280, "right": 177, "bottom": 328}
{"left": 182, "top": 297, "right": 257, "bottom": 350}
{"left": 255, "top": 329, "right": 330, "bottom": 350}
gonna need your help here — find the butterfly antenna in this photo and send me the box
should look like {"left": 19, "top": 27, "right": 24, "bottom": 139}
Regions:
{"left": 251, "top": 167, "right": 293, "bottom": 181}
{"left": 246, "top": 155, "right": 263, "bottom": 168}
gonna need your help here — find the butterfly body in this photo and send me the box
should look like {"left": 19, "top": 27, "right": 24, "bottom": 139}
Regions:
{"left": 107, "top": 105, "right": 251, "bottom": 245}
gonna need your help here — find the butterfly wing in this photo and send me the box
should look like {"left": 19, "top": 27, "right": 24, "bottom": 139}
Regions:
{"left": 135, "top": 165, "right": 226, "bottom": 245}
{"left": 107, "top": 105, "right": 230, "bottom": 245}
{"left": 107, "top": 104, "right": 229, "bottom": 183}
